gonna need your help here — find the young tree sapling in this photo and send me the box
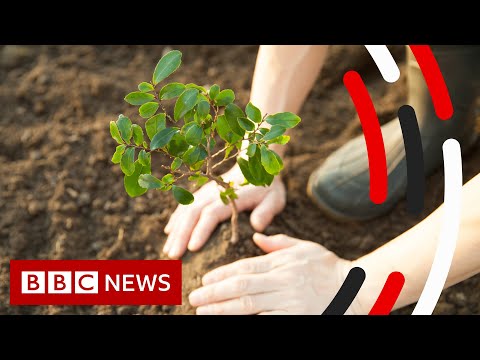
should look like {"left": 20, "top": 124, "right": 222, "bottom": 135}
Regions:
{"left": 110, "top": 49, "right": 301, "bottom": 245}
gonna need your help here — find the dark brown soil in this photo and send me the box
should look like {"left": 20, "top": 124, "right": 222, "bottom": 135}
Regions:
{"left": 1, "top": 45, "right": 479, "bottom": 315}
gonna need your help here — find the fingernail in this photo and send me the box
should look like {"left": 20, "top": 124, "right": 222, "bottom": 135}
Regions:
{"left": 196, "top": 306, "right": 210, "bottom": 315}
{"left": 168, "top": 248, "right": 180, "bottom": 259}
{"left": 163, "top": 241, "right": 171, "bottom": 254}
{"left": 163, "top": 245, "right": 169, "bottom": 254}
{"left": 187, "top": 239, "right": 199, "bottom": 252}
{"left": 189, "top": 290, "right": 201, "bottom": 306}
{"left": 253, "top": 232, "right": 268, "bottom": 242}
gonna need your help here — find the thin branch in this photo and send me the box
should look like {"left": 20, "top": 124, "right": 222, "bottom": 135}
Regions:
{"left": 206, "top": 136, "right": 212, "bottom": 175}
{"left": 125, "top": 143, "right": 175, "bottom": 159}
{"left": 212, "top": 149, "right": 242, "bottom": 170}
{"left": 152, "top": 92, "right": 174, "bottom": 123}
{"left": 211, "top": 137, "right": 244, "bottom": 159}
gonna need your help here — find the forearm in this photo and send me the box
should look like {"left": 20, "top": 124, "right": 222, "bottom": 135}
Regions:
{"left": 352, "top": 173, "right": 480, "bottom": 314}
{"left": 250, "top": 45, "right": 328, "bottom": 156}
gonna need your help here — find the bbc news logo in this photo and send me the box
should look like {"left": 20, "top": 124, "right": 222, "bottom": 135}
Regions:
{"left": 21, "top": 271, "right": 100, "bottom": 294}
{"left": 10, "top": 260, "right": 182, "bottom": 305}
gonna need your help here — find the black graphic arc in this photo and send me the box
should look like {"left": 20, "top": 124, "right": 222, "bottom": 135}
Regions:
{"left": 398, "top": 105, "right": 425, "bottom": 215}
{"left": 322, "top": 267, "right": 366, "bottom": 315}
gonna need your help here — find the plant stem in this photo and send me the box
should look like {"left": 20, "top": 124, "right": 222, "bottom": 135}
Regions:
{"left": 206, "top": 136, "right": 212, "bottom": 175}
{"left": 229, "top": 197, "right": 239, "bottom": 244}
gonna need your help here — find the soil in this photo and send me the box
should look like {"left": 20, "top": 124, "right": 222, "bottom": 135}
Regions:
{"left": 1, "top": 45, "right": 479, "bottom": 315}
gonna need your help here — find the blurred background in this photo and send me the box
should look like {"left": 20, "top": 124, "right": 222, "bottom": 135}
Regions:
{"left": 1, "top": 45, "right": 479, "bottom": 315}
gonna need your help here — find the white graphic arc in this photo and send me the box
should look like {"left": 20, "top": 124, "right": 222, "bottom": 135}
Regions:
{"left": 364, "top": 45, "right": 401, "bottom": 83}
{"left": 412, "top": 139, "right": 462, "bottom": 315}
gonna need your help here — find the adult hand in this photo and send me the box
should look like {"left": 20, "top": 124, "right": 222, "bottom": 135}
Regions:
{"left": 189, "top": 233, "right": 355, "bottom": 315}
{"left": 163, "top": 164, "right": 286, "bottom": 259}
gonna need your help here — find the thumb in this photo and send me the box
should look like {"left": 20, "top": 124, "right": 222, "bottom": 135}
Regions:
{"left": 253, "top": 233, "right": 301, "bottom": 253}
{"left": 250, "top": 187, "right": 285, "bottom": 232}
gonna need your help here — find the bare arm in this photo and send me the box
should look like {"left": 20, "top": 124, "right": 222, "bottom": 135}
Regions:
{"left": 164, "top": 45, "right": 328, "bottom": 258}
{"left": 189, "top": 173, "right": 480, "bottom": 315}
{"left": 352, "top": 173, "right": 480, "bottom": 313}
{"left": 249, "top": 45, "right": 329, "bottom": 156}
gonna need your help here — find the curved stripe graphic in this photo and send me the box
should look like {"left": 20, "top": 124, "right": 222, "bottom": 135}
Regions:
{"left": 398, "top": 105, "right": 425, "bottom": 215}
{"left": 408, "top": 45, "right": 454, "bottom": 121}
{"left": 365, "top": 45, "right": 401, "bottom": 83}
{"left": 322, "top": 267, "right": 366, "bottom": 315}
{"left": 343, "top": 71, "right": 388, "bottom": 204}
{"left": 412, "top": 139, "right": 462, "bottom": 315}
{"left": 369, "top": 272, "right": 405, "bottom": 315}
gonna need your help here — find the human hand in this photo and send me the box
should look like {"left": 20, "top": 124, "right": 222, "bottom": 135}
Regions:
{"left": 189, "top": 233, "right": 355, "bottom": 315}
{"left": 163, "top": 164, "right": 287, "bottom": 259}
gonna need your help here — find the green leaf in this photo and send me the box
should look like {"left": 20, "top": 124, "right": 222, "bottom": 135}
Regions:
{"left": 132, "top": 124, "right": 144, "bottom": 146}
{"left": 260, "top": 145, "right": 282, "bottom": 175}
{"left": 110, "top": 121, "right": 124, "bottom": 144}
{"left": 238, "top": 117, "right": 255, "bottom": 132}
{"left": 181, "top": 122, "right": 197, "bottom": 135}
{"left": 250, "top": 150, "right": 274, "bottom": 186}
{"left": 172, "top": 185, "right": 194, "bottom": 205}
{"left": 125, "top": 161, "right": 151, "bottom": 197}
{"left": 237, "top": 157, "right": 261, "bottom": 186}
{"left": 216, "top": 115, "right": 230, "bottom": 141}
{"left": 262, "top": 125, "right": 286, "bottom": 141}
{"left": 188, "top": 174, "right": 209, "bottom": 187}
{"left": 246, "top": 102, "right": 262, "bottom": 123}
{"left": 138, "top": 149, "right": 151, "bottom": 167}
{"left": 182, "top": 145, "right": 207, "bottom": 166}
{"left": 143, "top": 141, "right": 149, "bottom": 148}
{"left": 145, "top": 113, "right": 166, "bottom": 141}
{"left": 216, "top": 115, "right": 242, "bottom": 144}
{"left": 139, "top": 102, "right": 159, "bottom": 118}
{"left": 220, "top": 191, "right": 229, "bottom": 205}
{"left": 246, "top": 143, "right": 257, "bottom": 157}
{"left": 152, "top": 50, "right": 182, "bottom": 85}
{"left": 162, "top": 174, "right": 175, "bottom": 184}
{"left": 166, "top": 133, "right": 189, "bottom": 157}
{"left": 138, "top": 174, "right": 163, "bottom": 190}
{"left": 111, "top": 144, "right": 126, "bottom": 164}
{"left": 116, "top": 115, "right": 132, "bottom": 142}
{"left": 171, "top": 157, "right": 182, "bottom": 171}
{"left": 249, "top": 150, "right": 264, "bottom": 183}
{"left": 174, "top": 88, "right": 199, "bottom": 121}
{"left": 196, "top": 101, "right": 210, "bottom": 120}
{"left": 124, "top": 91, "right": 155, "bottom": 106}
{"left": 267, "top": 135, "right": 290, "bottom": 145}
{"left": 159, "top": 82, "right": 186, "bottom": 100}
{"left": 224, "top": 144, "right": 235, "bottom": 159}
{"left": 265, "top": 112, "right": 301, "bottom": 128}
{"left": 259, "top": 128, "right": 269, "bottom": 136}
{"left": 273, "top": 151, "right": 283, "bottom": 170}
{"left": 185, "top": 123, "right": 203, "bottom": 146}
{"left": 186, "top": 83, "right": 207, "bottom": 92}
{"left": 224, "top": 103, "right": 246, "bottom": 137}
{"left": 221, "top": 187, "right": 237, "bottom": 201}
{"left": 120, "top": 147, "right": 136, "bottom": 176}
{"left": 150, "top": 127, "right": 179, "bottom": 150}
{"left": 184, "top": 108, "right": 195, "bottom": 123}
{"left": 138, "top": 82, "right": 154, "bottom": 92}
{"left": 215, "top": 89, "right": 235, "bottom": 106}
{"left": 195, "top": 93, "right": 209, "bottom": 105}
{"left": 190, "top": 160, "right": 204, "bottom": 171}
{"left": 209, "top": 84, "right": 220, "bottom": 100}
{"left": 209, "top": 137, "right": 216, "bottom": 152}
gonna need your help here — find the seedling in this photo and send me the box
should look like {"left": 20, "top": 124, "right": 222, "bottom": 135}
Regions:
{"left": 110, "top": 50, "right": 300, "bottom": 244}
